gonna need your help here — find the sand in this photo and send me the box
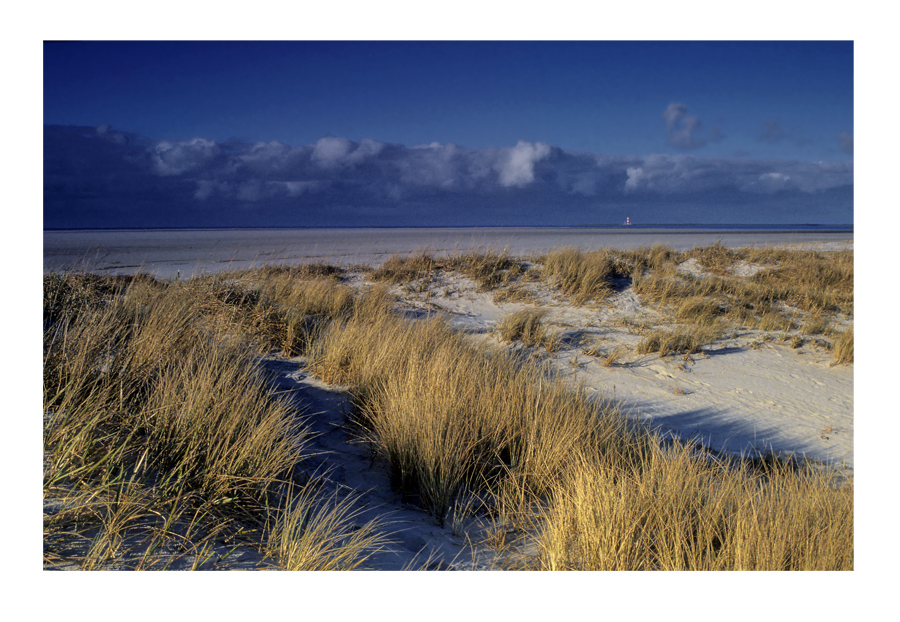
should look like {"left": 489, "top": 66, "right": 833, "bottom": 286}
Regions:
{"left": 42, "top": 228, "right": 853, "bottom": 570}
{"left": 43, "top": 227, "right": 854, "bottom": 279}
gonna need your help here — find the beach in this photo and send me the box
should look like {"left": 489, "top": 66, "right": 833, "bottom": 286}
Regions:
{"left": 43, "top": 227, "right": 853, "bottom": 279}
{"left": 43, "top": 228, "right": 854, "bottom": 570}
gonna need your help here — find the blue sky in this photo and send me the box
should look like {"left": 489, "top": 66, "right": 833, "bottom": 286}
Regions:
{"left": 43, "top": 40, "right": 854, "bottom": 227}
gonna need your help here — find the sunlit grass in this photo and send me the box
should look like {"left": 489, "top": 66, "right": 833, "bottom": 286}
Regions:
{"left": 44, "top": 242, "right": 853, "bottom": 570}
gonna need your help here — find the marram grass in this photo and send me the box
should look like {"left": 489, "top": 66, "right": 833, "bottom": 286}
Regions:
{"left": 44, "top": 246, "right": 853, "bottom": 570}
{"left": 43, "top": 271, "right": 389, "bottom": 570}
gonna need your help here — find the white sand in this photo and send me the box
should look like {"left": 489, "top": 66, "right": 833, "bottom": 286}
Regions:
{"left": 281, "top": 243, "right": 852, "bottom": 569}
{"left": 422, "top": 267, "right": 854, "bottom": 473}
{"left": 42, "top": 229, "right": 854, "bottom": 570}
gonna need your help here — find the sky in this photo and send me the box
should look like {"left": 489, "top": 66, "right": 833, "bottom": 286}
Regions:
{"left": 43, "top": 40, "right": 854, "bottom": 228}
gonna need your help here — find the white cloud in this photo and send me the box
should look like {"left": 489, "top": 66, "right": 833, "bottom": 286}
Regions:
{"left": 493, "top": 141, "right": 551, "bottom": 187}
{"left": 397, "top": 142, "right": 463, "bottom": 189}
{"left": 347, "top": 138, "right": 386, "bottom": 163}
{"left": 45, "top": 124, "right": 855, "bottom": 228}
{"left": 311, "top": 136, "right": 353, "bottom": 166}
{"left": 193, "top": 179, "right": 231, "bottom": 200}
{"left": 311, "top": 136, "right": 385, "bottom": 168}
{"left": 625, "top": 166, "right": 644, "bottom": 191}
{"left": 744, "top": 171, "right": 792, "bottom": 193}
{"left": 152, "top": 138, "right": 220, "bottom": 176}
{"left": 136, "top": 134, "right": 852, "bottom": 202}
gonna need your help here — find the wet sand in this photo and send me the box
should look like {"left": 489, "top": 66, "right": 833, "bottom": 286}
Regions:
{"left": 43, "top": 227, "right": 853, "bottom": 279}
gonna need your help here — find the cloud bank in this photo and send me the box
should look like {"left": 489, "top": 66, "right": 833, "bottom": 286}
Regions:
{"left": 44, "top": 125, "right": 853, "bottom": 228}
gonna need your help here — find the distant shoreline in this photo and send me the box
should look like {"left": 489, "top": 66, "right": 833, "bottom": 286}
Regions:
{"left": 44, "top": 226, "right": 854, "bottom": 280}
{"left": 44, "top": 224, "right": 854, "bottom": 233}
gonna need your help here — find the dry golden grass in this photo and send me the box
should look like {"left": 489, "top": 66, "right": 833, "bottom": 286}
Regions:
{"left": 496, "top": 307, "right": 555, "bottom": 349}
{"left": 625, "top": 245, "right": 853, "bottom": 354}
{"left": 44, "top": 244, "right": 854, "bottom": 571}
{"left": 682, "top": 242, "right": 742, "bottom": 275}
{"left": 369, "top": 252, "right": 438, "bottom": 284}
{"left": 370, "top": 249, "right": 526, "bottom": 293}
{"left": 600, "top": 344, "right": 629, "bottom": 367}
{"left": 636, "top": 326, "right": 722, "bottom": 357}
{"left": 264, "top": 482, "right": 391, "bottom": 570}
{"left": 831, "top": 327, "right": 854, "bottom": 365}
{"left": 674, "top": 296, "right": 727, "bottom": 325}
{"left": 540, "top": 247, "right": 632, "bottom": 304}
{"left": 43, "top": 271, "right": 388, "bottom": 570}
{"left": 537, "top": 443, "right": 853, "bottom": 570}
{"left": 444, "top": 249, "right": 524, "bottom": 291}
{"left": 492, "top": 284, "right": 540, "bottom": 304}
{"left": 307, "top": 310, "right": 649, "bottom": 524}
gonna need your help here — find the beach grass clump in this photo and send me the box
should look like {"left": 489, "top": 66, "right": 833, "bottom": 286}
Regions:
{"left": 254, "top": 262, "right": 347, "bottom": 281}
{"left": 800, "top": 315, "right": 830, "bottom": 336}
{"left": 183, "top": 270, "right": 360, "bottom": 357}
{"left": 636, "top": 326, "right": 721, "bottom": 357}
{"left": 682, "top": 242, "right": 742, "bottom": 275}
{"left": 746, "top": 249, "right": 853, "bottom": 315}
{"left": 600, "top": 344, "right": 629, "bottom": 367}
{"left": 604, "top": 244, "right": 677, "bottom": 275}
{"left": 541, "top": 247, "right": 632, "bottom": 304}
{"left": 369, "top": 252, "right": 438, "bottom": 284}
{"left": 536, "top": 442, "right": 853, "bottom": 570}
{"left": 44, "top": 294, "right": 303, "bottom": 568}
{"left": 758, "top": 310, "right": 795, "bottom": 332}
{"left": 674, "top": 296, "right": 727, "bottom": 325}
{"left": 831, "top": 327, "right": 853, "bottom": 365}
{"left": 44, "top": 279, "right": 304, "bottom": 565}
{"left": 496, "top": 307, "right": 555, "bottom": 349}
{"left": 307, "top": 310, "right": 649, "bottom": 524}
{"left": 631, "top": 247, "right": 853, "bottom": 339}
{"left": 43, "top": 270, "right": 391, "bottom": 570}
{"left": 369, "top": 249, "right": 527, "bottom": 294}
{"left": 445, "top": 249, "right": 524, "bottom": 291}
{"left": 492, "top": 284, "right": 540, "bottom": 305}
{"left": 263, "top": 482, "right": 391, "bottom": 570}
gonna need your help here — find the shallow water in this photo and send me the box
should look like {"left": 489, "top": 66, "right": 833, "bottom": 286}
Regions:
{"left": 44, "top": 227, "right": 853, "bottom": 279}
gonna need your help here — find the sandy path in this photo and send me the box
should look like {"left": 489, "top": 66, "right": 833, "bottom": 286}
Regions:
{"left": 262, "top": 357, "right": 503, "bottom": 570}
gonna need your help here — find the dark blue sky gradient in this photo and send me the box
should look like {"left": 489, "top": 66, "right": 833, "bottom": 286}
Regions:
{"left": 43, "top": 41, "right": 854, "bottom": 228}
{"left": 44, "top": 41, "right": 852, "bottom": 159}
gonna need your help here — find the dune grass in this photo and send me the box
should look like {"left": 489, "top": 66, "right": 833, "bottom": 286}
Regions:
{"left": 361, "top": 246, "right": 852, "bottom": 357}
{"left": 43, "top": 271, "right": 388, "bottom": 570}
{"left": 306, "top": 305, "right": 650, "bottom": 524}
{"left": 537, "top": 442, "right": 853, "bottom": 570}
{"left": 632, "top": 246, "right": 853, "bottom": 322}
{"left": 303, "top": 300, "right": 851, "bottom": 569}
{"left": 496, "top": 307, "right": 561, "bottom": 350}
{"left": 636, "top": 326, "right": 724, "bottom": 357}
{"left": 539, "top": 247, "right": 632, "bottom": 304}
{"left": 44, "top": 245, "right": 853, "bottom": 570}
{"left": 369, "top": 248, "right": 526, "bottom": 293}
{"left": 831, "top": 327, "right": 854, "bottom": 365}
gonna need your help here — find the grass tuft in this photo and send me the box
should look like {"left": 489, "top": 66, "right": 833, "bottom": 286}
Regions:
{"left": 636, "top": 327, "right": 722, "bottom": 357}
{"left": 831, "top": 327, "right": 853, "bottom": 365}
{"left": 496, "top": 307, "right": 552, "bottom": 349}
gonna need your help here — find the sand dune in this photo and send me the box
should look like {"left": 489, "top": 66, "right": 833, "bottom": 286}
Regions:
{"left": 43, "top": 229, "right": 853, "bottom": 570}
